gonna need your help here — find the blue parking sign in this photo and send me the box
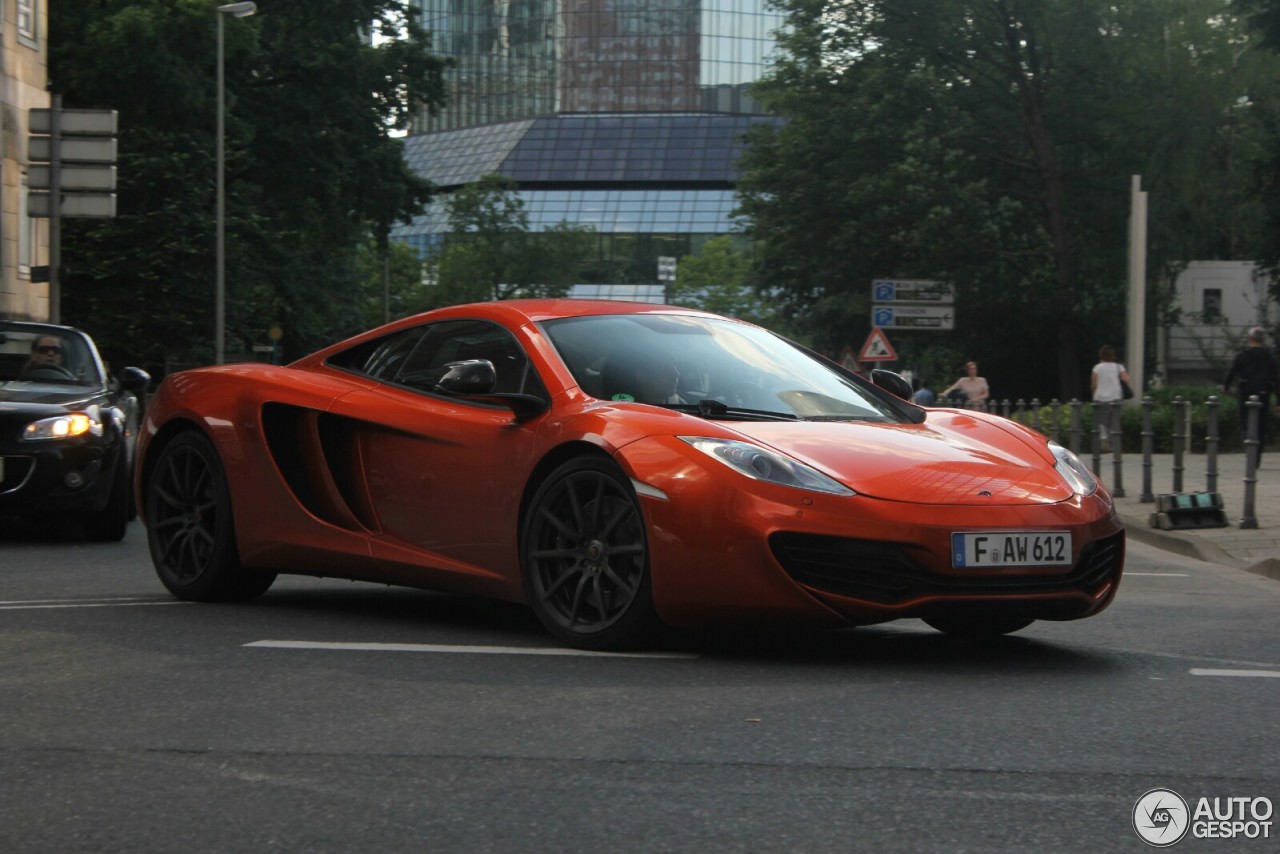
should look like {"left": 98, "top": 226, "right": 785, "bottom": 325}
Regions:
{"left": 873, "top": 307, "right": 894, "bottom": 326}
{"left": 873, "top": 281, "right": 895, "bottom": 302}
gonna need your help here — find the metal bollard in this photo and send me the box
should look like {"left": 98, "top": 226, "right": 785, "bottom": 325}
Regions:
{"left": 1241, "top": 396, "right": 1261, "bottom": 529}
{"left": 1140, "top": 396, "right": 1154, "bottom": 502}
{"left": 1069, "top": 399, "right": 1082, "bottom": 455}
{"left": 1090, "top": 401, "right": 1102, "bottom": 472}
{"left": 1172, "top": 396, "right": 1187, "bottom": 494}
{"left": 1205, "top": 395, "right": 1220, "bottom": 495}
{"left": 1109, "top": 400, "right": 1124, "bottom": 497}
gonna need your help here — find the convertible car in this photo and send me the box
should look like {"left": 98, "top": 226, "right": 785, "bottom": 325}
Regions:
{"left": 0, "top": 320, "right": 150, "bottom": 541}
{"left": 136, "top": 300, "right": 1124, "bottom": 649}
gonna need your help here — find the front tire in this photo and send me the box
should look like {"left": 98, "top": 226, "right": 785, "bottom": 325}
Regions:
{"left": 521, "top": 456, "right": 659, "bottom": 650}
{"left": 83, "top": 457, "right": 130, "bottom": 542}
{"left": 145, "top": 431, "right": 275, "bottom": 601}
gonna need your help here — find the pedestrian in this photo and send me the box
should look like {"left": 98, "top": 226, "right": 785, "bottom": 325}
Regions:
{"left": 941, "top": 361, "right": 989, "bottom": 405}
{"left": 911, "top": 378, "right": 936, "bottom": 406}
{"left": 1223, "top": 326, "right": 1280, "bottom": 462}
{"left": 1090, "top": 345, "right": 1130, "bottom": 453}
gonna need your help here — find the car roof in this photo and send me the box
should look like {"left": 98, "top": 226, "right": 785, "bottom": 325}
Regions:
{"left": 432, "top": 299, "right": 718, "bottom": 325}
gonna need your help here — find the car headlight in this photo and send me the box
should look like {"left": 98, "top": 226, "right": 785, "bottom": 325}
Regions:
{"left": 1049, "top": 441, "right": 1098, "bottom": 496}
{"left": 23, "top": 412, "right": 103, "bottom": 441}
{"left": 680, "top": 436, "right": 855, "bottom": 496}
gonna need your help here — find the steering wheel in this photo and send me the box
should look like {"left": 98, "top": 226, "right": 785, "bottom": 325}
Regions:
{"left": 22, "top": 365, "right": 76, "bottom": 381}
{"left": 712, "top": 381, "right": 764, "bottom": 408}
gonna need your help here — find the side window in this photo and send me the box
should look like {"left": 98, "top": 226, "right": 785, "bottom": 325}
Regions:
{"left": 326, "top": 320, "right": 547, "bottom": 399}
{"left": 364, "top": 329, "right": 427, "bottom": 380}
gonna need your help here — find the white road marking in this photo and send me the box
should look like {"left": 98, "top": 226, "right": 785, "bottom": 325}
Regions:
{"left": 1125, "top": 572, "right": 1190, "bottom": 577}
{"left": 0, "top": 597, "right": 188, "bottom": 610}
{"left": 245, "top": 639, "right": 698, "bottom": 659}
{"left": 1190, "top": 668, "right": 1280, "bottom": 679}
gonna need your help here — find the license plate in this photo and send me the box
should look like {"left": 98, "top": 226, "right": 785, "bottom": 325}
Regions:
{"left": 952, "top": 531, "right": 1072, "bottom": 568}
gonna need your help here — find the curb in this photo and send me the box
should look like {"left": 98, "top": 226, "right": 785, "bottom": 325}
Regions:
{"left": 1118, "top": 511, "right": 1280, "bottom": 582}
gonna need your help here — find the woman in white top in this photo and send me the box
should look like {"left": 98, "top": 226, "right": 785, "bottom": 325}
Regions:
{"left": 1091, "top": 345, "right": 1130, "bottom": 452}
{"left": 942, "top": 361, "right": 989, "bottom": 405}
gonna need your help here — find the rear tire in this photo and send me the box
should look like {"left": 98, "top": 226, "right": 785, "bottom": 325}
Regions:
{"left": 924, "top": 616, "right": 1034, "bottom": 638}
{"left": 145, "top": 431, "right": 275, "bottom": 601}
{"left": 521, "top": 456, "right": 659, "bottom": 650}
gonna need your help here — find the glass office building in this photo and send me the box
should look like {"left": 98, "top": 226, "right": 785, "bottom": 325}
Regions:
{"left": 394, "top": 0, "right": 784, "bottom": 293}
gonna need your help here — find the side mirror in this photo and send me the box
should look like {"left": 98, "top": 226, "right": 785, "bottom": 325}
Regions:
{"left": 870, "top": 368, "right": 913, "bottom": 400}
{"left": 120, "top": 366, "right": 151, "bottom": 393}
{"left": 435, "top": 359, "right": 497, "bottom": 395}
{"left": 435, "top": 359, "right": 549, "bottom": 420}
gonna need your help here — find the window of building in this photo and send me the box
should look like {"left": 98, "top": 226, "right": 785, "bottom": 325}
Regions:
{"left": 17, "top": 0, "right": 39, "bottom": 48}
{"left": 1202, "top": 289, "right": 1223, "bottom": 323}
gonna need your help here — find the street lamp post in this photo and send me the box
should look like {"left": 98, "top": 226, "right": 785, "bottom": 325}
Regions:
{"left": 216, "top": 1, "right": 257, "bottom": 365}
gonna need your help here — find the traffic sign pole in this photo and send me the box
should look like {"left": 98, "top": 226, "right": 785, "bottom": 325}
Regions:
{"left": 48, "top": 94, "right": 61, "bottom": 323}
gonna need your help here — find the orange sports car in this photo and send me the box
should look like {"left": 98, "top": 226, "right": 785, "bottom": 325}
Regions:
{"left": 136, "top": 300, "right": 1123, "bottom": 649}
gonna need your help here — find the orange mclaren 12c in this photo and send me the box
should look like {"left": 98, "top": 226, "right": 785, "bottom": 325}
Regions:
{"left": 136, "top": 300, "right": 1124, "bottom": 649}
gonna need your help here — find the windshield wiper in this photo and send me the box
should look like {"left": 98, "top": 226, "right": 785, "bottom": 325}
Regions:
{"left": 658, "top": 399, "right": 802, "bottom": 422}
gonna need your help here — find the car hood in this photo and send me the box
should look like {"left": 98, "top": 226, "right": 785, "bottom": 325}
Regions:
{"left": 724, "top": 414, "right": 1072, "bottom": 506}
{"left": 0, "top": 385, "right": 102, "bottom": 408}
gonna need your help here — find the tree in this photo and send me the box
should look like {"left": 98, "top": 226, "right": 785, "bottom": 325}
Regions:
{"left": 48, "top": 0, "right": 450, "bottom": 370}
{"left": 668, "top": 236, "right": 782, "bottom": 329}
{"left": 354, "top": 237, "right": 431, "bottom": 328}
{"left": 1236, "top": 0, "right": 1280, "bottom": 309}
{"left": 738, "top": 0, "right": 1280, "bottom": 400}
{"left": 428, "top": 175, "right": 595, "bottom": 306}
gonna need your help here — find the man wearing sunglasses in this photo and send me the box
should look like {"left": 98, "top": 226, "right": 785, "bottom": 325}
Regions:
{"left": 21, "top": 335, "right": 68, "bottom": 377}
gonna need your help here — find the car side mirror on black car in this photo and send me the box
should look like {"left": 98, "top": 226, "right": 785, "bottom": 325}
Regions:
{"left": 120, "top": 366, "right": 151, "bottom": 393}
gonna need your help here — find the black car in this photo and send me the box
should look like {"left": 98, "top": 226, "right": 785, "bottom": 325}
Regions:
{"left": 0, "top": 321, "right": 150, "bottom": 541}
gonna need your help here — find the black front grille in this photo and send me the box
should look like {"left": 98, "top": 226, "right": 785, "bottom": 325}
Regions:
{"left": 771, "top": 530, "right": 1125, "bottom": 605}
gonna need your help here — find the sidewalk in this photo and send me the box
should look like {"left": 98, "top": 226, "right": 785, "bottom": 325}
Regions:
{"left": 1092, "top": 450, "right": 1280, "bottom": 580}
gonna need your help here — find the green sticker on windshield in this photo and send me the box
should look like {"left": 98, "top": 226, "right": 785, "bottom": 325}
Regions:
{"left": 611, "top": 393, "right": 635, "bottom": 402}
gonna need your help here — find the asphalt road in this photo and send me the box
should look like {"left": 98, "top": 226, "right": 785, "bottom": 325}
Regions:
{"left": 1, "top": 519, "right": 1277, "bottom": 853}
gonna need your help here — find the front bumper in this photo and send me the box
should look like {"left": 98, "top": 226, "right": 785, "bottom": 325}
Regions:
{"left": 0, "top": 438, "right": 124, "bottom": 515}
{"left": 619, "top": 436, "right": 1125, "bottom": 628}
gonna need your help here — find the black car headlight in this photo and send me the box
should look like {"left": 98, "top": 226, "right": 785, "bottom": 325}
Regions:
{"left": 22, "top": 412, "right": 104, "bottom": 441}
{"left": 1050, "top": 441, "right": 1098, "bottom": 496}
{"left": 680, "top": 436, "right": 855, "bottom": 496}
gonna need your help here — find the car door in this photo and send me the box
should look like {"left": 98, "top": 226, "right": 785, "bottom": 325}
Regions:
{"left": 326, "top": 319, "right": 550, "bottom": 596}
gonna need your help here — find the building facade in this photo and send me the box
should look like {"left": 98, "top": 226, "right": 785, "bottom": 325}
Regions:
{"left": 1160, "top": 261, "right": 1279, "bottom": 386}
{"left": 394, "top": 0, "right": 783, "bottom": 291}
{"left": 0, "top": 0, "right": 49, "bottom": 320}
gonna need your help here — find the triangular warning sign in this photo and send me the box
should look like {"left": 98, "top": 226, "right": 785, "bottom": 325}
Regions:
{"left": 859, "top": 327, "right": 898, "bottom": 362}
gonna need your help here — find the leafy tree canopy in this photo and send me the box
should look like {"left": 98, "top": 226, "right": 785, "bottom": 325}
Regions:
{"left": 49, "top": 0, "right": 449, "bottom": 372}
{"left": 668, "top": 235, "right": 783, "bottom": 330}
{"left": 427, "top": 175, "right": 596, "bottom": 306}
{"left": 739, "top": 0, "right": 1280, "bottom": 400}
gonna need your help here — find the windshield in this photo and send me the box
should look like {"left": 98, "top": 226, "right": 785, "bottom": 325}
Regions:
{"left": 540, "top": 313, "right": 904, "bottom": 422}
{"left": 0, "top": 323, "right": 105, "bottom": 387}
